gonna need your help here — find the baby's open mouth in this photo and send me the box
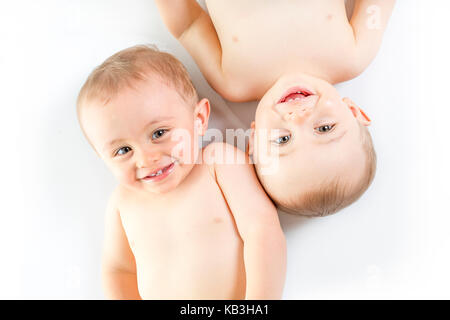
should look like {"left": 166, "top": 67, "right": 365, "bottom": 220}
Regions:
{"left": 278, "top": 86, "right": 314, "bottom": 104}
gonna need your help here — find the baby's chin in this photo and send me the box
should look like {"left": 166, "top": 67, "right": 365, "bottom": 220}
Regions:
{"left": 119, "top": 180, "right": 174, "bottom": 195}
{"left": 140, "top": 181, "right": 178, "bottom": 194}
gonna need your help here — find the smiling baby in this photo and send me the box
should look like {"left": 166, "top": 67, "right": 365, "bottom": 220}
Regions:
{"left": 156, "top": 0, "right": 395, "bottom": 215}
{"left": 76, "top": 45, "right": 286, "bottom": 299}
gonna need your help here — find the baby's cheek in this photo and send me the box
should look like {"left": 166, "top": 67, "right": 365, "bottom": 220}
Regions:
{"left": 172, "top": 142, "right": 184, "bottom": 158}
{"left": 169, "top": 136, "right": 197, "bottom": 164}
{"left": 110, "top": 165, "right": 133, "bottom": 184}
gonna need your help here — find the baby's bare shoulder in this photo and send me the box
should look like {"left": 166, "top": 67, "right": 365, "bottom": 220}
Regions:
{"left": 199, "top": 142, "right": 247, "bottom": 186}
{"left": 110, "top": 184, "right": 144, "bottom": 211}
{"left": 111, "top": 185, "right": 127, "bottom": 205}
{"left": 202, "top": 142, "right": 247, "bottom": 166}
{"left": 106, "top": 186, "right": 121, "bottom": 210}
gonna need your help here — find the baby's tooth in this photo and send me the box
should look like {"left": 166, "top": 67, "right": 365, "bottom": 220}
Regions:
{"left": 157, "top": 169, "right": 163, "bottom": 175}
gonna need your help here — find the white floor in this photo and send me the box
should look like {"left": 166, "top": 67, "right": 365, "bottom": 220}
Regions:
{"left": 1, "top": 0, "right": 449, "bottom": 299}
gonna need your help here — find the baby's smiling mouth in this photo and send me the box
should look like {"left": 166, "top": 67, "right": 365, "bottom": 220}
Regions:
{"left": 277, "top": 86, "right": 315, "bottom": 104}
{"left": 140, "top": 162, "right": 175, "bottom": 181}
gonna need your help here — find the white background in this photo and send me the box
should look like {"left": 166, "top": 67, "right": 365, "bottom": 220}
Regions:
{"left": 0, "top": 0, "right": 449, "bottom": 299}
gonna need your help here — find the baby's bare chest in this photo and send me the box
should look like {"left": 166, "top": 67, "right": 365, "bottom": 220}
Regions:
{"left": 206, "top": 0, "right": 357, "bottom": 93}
{"left": 117, "top": 170, "right": 245, "bottom": 298}
{"left": 118, "top": 172, "right": 240, "bottom": 261}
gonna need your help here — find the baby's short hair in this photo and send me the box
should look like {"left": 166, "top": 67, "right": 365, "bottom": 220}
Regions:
{"left": 274, "top": 124, "right": 376, "bottom": 217}
{"left": 77, "top": 44, "right": 198, "bottom": 127}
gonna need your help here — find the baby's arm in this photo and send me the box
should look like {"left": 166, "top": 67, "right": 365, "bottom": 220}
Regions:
{"left": 101, "top": 190, "right": 141, "bottom": 300}
{"left": 154, "top": 1, "right": 237, "bottom": 101}
{"left": 350, "top": 0, "right": 396, "bottom": 72}
{"left": 205, "top": 143, "right": 287, "bottom": 299}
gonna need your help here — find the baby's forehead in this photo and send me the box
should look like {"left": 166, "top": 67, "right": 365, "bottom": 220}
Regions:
{"left": 88, "top": 81, "right": 180, "bottom": 115}
{"left": 82, "top": 88, "right": 193, "bottom": 142}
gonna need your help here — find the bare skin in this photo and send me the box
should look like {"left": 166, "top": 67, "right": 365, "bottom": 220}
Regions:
{"left": 80, "top": 76, "right": 286, "bottom": 299}
{"left": 105, "top": 160, "right": 246, "bottom": 299}
{"left": 155, "top": 0, "right": 396, "bottom": 101}
{"left": 155, "top": 0, "right": 395, "bottom": 214}
{"left": 208, "top": 0, "right": 357, "bottom": 99}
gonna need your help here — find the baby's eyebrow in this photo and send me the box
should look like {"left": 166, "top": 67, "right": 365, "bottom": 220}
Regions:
{"left": 103, "top": 138, "right": 126, "bottom": 152}
{"left": 139, "top": 116, "right": 176, "bottom": 133}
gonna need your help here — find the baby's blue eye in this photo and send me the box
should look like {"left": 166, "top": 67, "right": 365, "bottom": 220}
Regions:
{"left": 274, "top": 135, "right": 291, "bottom": 145}
{"left": 315, "top": 124, "right": 335, "bottom": 133}
{"left": 152, "top": 129, "right": 168, "bottom": 140}
{"left": 115, "top": 146, "right": 131, "bottom": 156}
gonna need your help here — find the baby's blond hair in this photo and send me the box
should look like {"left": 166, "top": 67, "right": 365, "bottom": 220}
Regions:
{"left": 76, "top": 45, "right": 198, "bottom": 144}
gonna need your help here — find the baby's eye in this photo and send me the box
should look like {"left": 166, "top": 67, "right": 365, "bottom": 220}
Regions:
{"left": 273, "top": 135, "right": 291, "bottom": 145}
{"left": 315, "top": 124, "right": 335, "bottom": 133}
{"left": 152, "top": 129, "right": 168, "bottom": 140}
{"left": 115, "top": 146, "right": 132, "bottom": 156}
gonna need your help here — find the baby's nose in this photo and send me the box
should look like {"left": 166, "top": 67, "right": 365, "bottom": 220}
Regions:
{"left": 281, "top": 105, "right": 312, "bottom": 123}
{"left": 136, "top": 148, "right": 161, "bottom": 168}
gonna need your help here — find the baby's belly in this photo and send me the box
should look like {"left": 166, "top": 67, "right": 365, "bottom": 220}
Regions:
{"left": 137, "top": 232, "right": 245, "bottom": 299}
{"left": 135, "top": 230, "right": 245, "bottom": 299}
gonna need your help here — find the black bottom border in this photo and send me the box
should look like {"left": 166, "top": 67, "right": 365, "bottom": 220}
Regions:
{"left": 0, "top": 300, "right": 442, "bottom": 318}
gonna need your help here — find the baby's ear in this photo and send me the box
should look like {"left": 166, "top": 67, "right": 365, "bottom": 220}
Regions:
{"left": 194, "top": 98, "right": 211, "bottom": 135}
{"left": 343, "top": 97, "right": 371, "bottom": 126}
{"left": 247, "top": 121, "right": 256, "bottom": 155}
